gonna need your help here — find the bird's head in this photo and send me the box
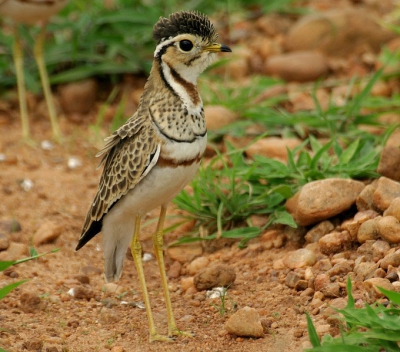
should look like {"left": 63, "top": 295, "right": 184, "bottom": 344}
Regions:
{"left": 152, "top": 11, "right": 231, "bottom": 84}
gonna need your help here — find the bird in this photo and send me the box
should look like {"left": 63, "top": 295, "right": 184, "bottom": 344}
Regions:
{"left": 75, "top": 11, "right": 231, "bottom": 342}
{"left": 0, "top": 0, "right": 69, "bottom": 141}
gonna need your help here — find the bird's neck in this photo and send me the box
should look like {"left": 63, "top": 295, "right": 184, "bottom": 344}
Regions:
{"left": 137, "top": 60, "right": 206, "bottom": 142}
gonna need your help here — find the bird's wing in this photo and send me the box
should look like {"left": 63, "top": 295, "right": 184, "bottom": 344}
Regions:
{"left": 77, "top": 114, "right": 161, "bottom": 248}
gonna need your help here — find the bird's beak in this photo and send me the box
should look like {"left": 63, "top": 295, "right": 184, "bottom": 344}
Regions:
{"left": 203, "top": 43, "right": 232, "bottom": 53}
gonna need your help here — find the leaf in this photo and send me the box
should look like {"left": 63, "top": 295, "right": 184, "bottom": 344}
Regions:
{"left": 0, "top": 280, "right": 28, "bottom": 300}
{"left": 306, "top": 312, "right": 321, "bottom": 347}
{"left": 0, "top": 261, "right": 17, "bottom": 272}
{"left": 338, "top": 139, "right": 360, "bottom": 165}
{"left": 378, "top": 286, "right": 400, "bottom": 305}
{"left": 272, "top": 211, "right": 297, "bottom": 227}
{"left": 221, "top": 227, "right": 260, "bottom": 239}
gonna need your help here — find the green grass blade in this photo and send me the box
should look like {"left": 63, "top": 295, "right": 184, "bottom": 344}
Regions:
{"left": 378, "top": 286, "right": 400, "bottom": 305}
{"left": 0, "top": 280, "right": 28, "bottom": 300}
{"left": 306, "top": 312, "right": 321, "bottom": 347}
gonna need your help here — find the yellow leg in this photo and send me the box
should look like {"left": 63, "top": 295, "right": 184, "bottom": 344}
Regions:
{"left": 153, "top": 205, "right": 194, "bottom": 338}
{"left": 130, "top": 215, "right": 174, "bottom": 343}
{"left": 13, "top": 25, "right": 30, "bottom": 140}
{"left": 34, "top": 24, "right": 61, "bottom": 141}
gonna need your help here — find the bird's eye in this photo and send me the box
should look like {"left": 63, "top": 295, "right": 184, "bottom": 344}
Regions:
{"left": 179, "top": 40, "right": 193, "bottom": 52}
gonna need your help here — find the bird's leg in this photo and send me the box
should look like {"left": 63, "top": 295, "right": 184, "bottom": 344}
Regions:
{"left": 13, "top": 25, "right": 30, "bottom": 140}
{"left": 33, "top": 23, "right": 61, "bottom": 141}
{"left": 130, "top": 215, "right": 174, "bottom": 343}
{"left": 153, "top": 205, "right": 194, "bottom": 338}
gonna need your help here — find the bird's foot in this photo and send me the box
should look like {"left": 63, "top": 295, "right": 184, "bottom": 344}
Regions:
{"left": 169, "top": 327, "right": 195, "bottom": 338}
{"left": 149, "top": 332, "right": 176, "bottom": 343}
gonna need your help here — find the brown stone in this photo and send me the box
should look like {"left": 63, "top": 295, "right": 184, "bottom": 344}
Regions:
{"left": 225, "top": 307, "right": 264, "bottom": 338}
{"left": 373, "top": 177, "right": 400, "bottom": 211}
{"left": 193, "top": 264, "right": 236, "bottom": 291}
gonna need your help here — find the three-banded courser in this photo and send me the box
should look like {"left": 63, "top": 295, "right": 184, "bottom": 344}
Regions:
{"left": 0, "top": 0, "right": 68, "bottom": 140}
{"left": 76, "top": 11, "right": 231, "bottom": 342}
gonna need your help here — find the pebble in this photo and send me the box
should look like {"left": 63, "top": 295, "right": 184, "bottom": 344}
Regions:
{"left": 265, "top": 51, "right": 329, "bottom": 82}
{"left": 245, "top": 137, "right": 302, "bottom": 162}
{"left": 103, "top": 283, "right": 126, "bottom": 295}
{"left": 371, "top": 240, "right": 390, "bottom": 260}
{"left": 372, "top": 177, "right": 400, "bottom": 211}
{"left": 167, "top": 260, "right": 182, "bottom": 279}
{"left": 193, "top": 264, "right": 236, "bottom": 291}
{"left": 204, "top": 105, "right": 238, "bottom": 131}
{"left": 356, "top": 184, "right": 377, "bottom": 211}
{"left": 305, "top": 220, "right": 334, "bottom": 243}
{"left": 167, "top": 243, "right": 203, "bottom": 263}
{"left": 326, "top": 261, "right": 353, "bottom": 277}
{"left": 283, "top": 248, "right": 317, "bottom": 269}
{"left": 357, "top": 218, "right": 380, "bottom": 243}
{"left": 181, "top": 277, "right": 195, "bottom": 291}
{"left": 285, "top": 271, "right": 301, "bottom": 289}
{"left": 0, "top": 242, "right": 28, "bottom": 261}
{"left": 33, "top": 220, "right": 63, "bottom": 246}
{"left": 0, "top": 219, "right": 21, "bottom": 233}
{"left": 380, "top": 251, "right": 400, "bottom": 269}
{"left": 111, "top": 346, "right": 125, "bottom": 352}
{"left": 354, "top": 262, "right": 378, "bottom": 280}
{"left": 287, "top": 178, "right": 365, "bottom": 226}
{"left": 284, "top": 9, "right": 395, "bottom": 56}
{"left": 225, "top": 307, "right": 264, "bottom": 338}
{"left": 0, "top": 234, "right": 10, "bottom": 251}
{"left": 384, "top": 197, "right": 400, "bottom": 221}
{"left": 187, "top": 256, "right": 210, "bottom": 276}
{"left": 67, "top": 286, "right": 95, "bottom": 300}
{"left": 99, "top": 307, "right": 121, "bottom": 325}
{"left": 58, "top": 79, "right": 97, "bottom": 115}
{"left": 377, "top": 216, "right": 400, "bottom": 243}
{"left": 73, "top": 274, "right": 90, "bottom": 285}
{"left": 319, "top": 231, "right": 352, "bottom": 255}
{"left": 377, "top": 129, "right": 400, "bottom": 182}
{"left": 364, "top": 278, "right": 394, "bottom": 302}
{"left": 19, "top": 291, "right": 46, "bottom": 313}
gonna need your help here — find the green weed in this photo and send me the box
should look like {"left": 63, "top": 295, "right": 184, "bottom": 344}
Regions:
{"left": 306, "top": 277, "right": 400, "bottom": 351}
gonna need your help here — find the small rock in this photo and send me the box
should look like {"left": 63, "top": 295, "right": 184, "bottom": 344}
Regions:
{"left": 354, "top": 262, "right": 378, "bottom": 280}
{"left": 33, "top": 220, "right": 63, "bottom": 246}
{"left": 287, "top": 178, "right": 365, "bottom": 226}
{"left": 193, "top": 264, "right": 236, "bottom": 291}
{"left": 326, "top": 261, "right": 353, "bottom": 277}
{"left": 0, "top": 219, "right": 21, "bottom": 233}
{"left": 205, "top": 105, "right": 238, "bottom": 131}
{"left": 314, "top": 274, "right": 330, "bottom": 292}
{"left": 285, "top": 271, "right": 301, "bottom": 289}
{"left": 384, "top": 197, "right": 400, "bottom": 221}
{"left": 167, "top": 243, "right": 203, "bottom": 264}
{"left": 0, "top": 242, "right": 28, "bottom": 261}
{"left": 67, "top": 157, "right": 82, "bottom": 170}
{"left": 0, "top": 234, "right": 10, "bottom": 251}
{"left": 167, "top": 261, "right": 182, "bottom": 279}
{"left": 265, "top": 51, "right": 328, "bottom": 82}
{"left": 322, "top": 283, "right": 341, "bottom": 298}
{"left": 225, "top": 307, "right": 264, "bottom": 338}
{"left": 68, "top": 286, "right": 95, "bottom": 300}
{"left": 80, "top": 266, "right": 102, "bottom": 276}
{"left": 283, "top": 248, "right": 317, "bottom": 269}
{"left": 377, "top": 129, "right": 400, "bottom": 182}
{"left": 364, "top": 278, "right": 394, "bottom": 302}
{"left": 357, "top": 218, "right": 381, "bottom": 243}
{"left": 58, "top": 79, "right": 97, "bottom": 115}
{"left": 305, "top": 221, "right": 335, "bottom": 243}
{"left": 99, "top": 307, "right": 121, "bottom": 325}
{"left": 103, "top": 283, "right": 126, "bottom": 295}
{"left": 371, "top": 240, "right": 390, "bottom": 260}
{"left": 356, "top": 184, "right": 377, "bottom": 211}
{"left": 378, "top": 216, "right": 400, "bottom": 243}
{"left": 380, "top": 251, "right": 400, "bottom": 269}
{"left": 373, "top": 177, "right": 400, "bottom": 211}
{"left": 19, "top": 291, "right": 46, "bottom": 313}
{"left": 187, "top": 256, "right": 210, "bottom": 276}
{"left": 319, "top": 231, "right": 352, "bottom": 255}
{"left": 245, "top": 137, "right": 302, "bottom": 162}
{"left": 313, "top": 258, "right": 332, "bottom": 272}
{"left": 181, "top": 277, "right": 195, "bottom": 291}
{"left": 284, "top": 9, "right": 395, "bottom": 56}
{"left": 73, "top": 274, "right": 90, "bottom": 285}
{"left": 111, "top": 346, "right": 125, "bottom": 352}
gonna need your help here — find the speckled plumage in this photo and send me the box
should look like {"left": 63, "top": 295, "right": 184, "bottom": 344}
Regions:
{"left": 76, "top": 11, "right": 231, "bottom": 343}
